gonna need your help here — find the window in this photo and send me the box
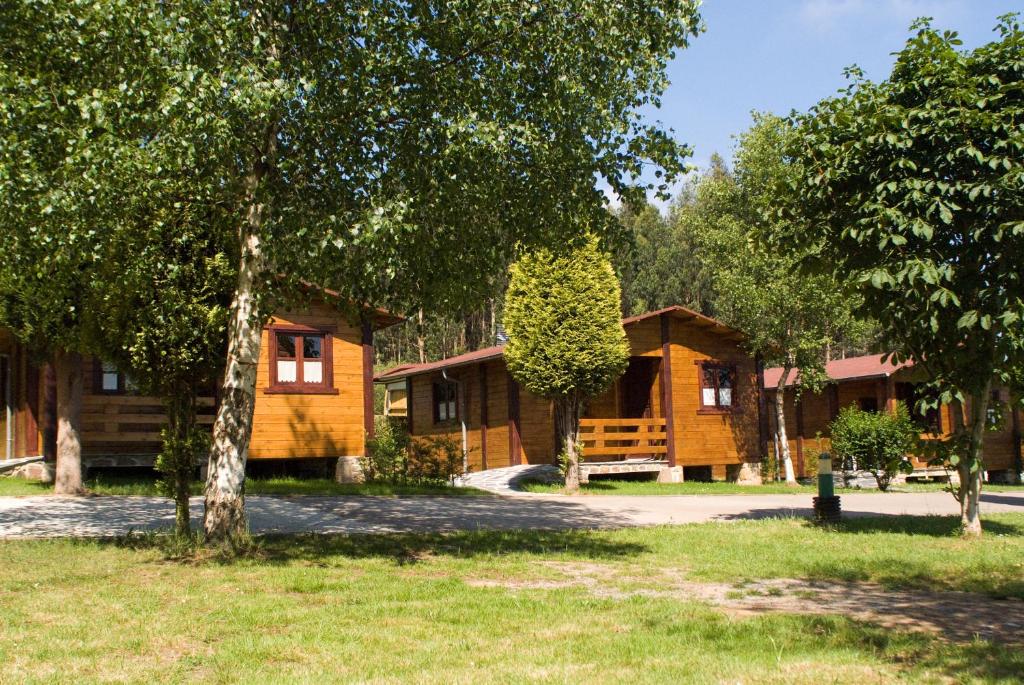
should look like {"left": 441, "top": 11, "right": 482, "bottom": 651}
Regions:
{"left": 697, "top": 362, "right": 736, "bottom": 413}
{"left": 987, "top": 389, "right": 1005, "bottom": 430}
{"left": 858, "top": 397, "right": 879, "bottom": 413}
{"left": 266, "top": 326, "right": 336, "bottom": 394}
{"left": 895, "top": 382, "right": 942, "bottom": 432}
{"left": 93, "top": 360, "right": 136, "bottom": 395}
{"left": 432, "top": 381, "right": 458, "bottom": 424}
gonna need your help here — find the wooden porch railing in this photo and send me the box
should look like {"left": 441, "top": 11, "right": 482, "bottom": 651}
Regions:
{"left": 579, "top": 417, "right": 668, "bottom": 461}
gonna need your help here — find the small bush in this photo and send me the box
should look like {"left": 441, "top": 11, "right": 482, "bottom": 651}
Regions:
{"left": 830, "top": 403, "right": 917, "bottom": 491}
{"left": 363, "top": 417, "right": 411, "bottom": 483}
{"left": 363, "top": 417, "right": 468, "bottom": 485}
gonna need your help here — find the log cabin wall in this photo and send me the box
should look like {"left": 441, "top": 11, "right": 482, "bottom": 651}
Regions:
{"left": 250, "top": 304, "right": 368, "bottom": 459}
{"left": 764, "top": 369, "right": 1022, "bottom": 476}
{"left": 0, "top": 330, "right": 44, "bottom": 459}
{"left": 407, "top": 358, "right": 514, "bottom": 472}
{"left": 664, "top": 316, "right": 761, "bottom": 478}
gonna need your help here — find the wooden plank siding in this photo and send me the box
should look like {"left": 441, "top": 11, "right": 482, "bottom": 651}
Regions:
{"left": 389, "top": 310, "right": 763, "bottom": 475}
{"left": 1, "top": 300, "right": 376, "bottom": 463}
{"left": 664, "top": 316, "right": 761, "bottom": 469}
{"left": 250, "top": 304, "right": 368, "bottom": 459}
{"left": 765, "top": 370, "right": 1021, "bottom": 475}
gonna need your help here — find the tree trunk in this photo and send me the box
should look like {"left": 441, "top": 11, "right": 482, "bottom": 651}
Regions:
{"left": 203, "top": 126, "right": 276, "bottom": 543}
{"left": 958, "top": 380, "right": 991, "bottom": 538}
{"left": 416, "top": 309, "right": 426, "bottom": 363}
{"left": 163, "top": 390, "right": 197, "bottom": 539}
{"left": 774, "top": 365, "right": 798, "bottom": 485}
{"left": 555, "top": 395, "right": 582, "bottom": 493}
{"left": 53, "top": 350, "right": 83, "bottom": 495}
{"left": 203, "top": 222, "right": 265, "bottom": 543}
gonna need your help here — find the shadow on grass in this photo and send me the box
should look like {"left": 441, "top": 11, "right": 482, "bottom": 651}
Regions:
{"left": 103, "top": 527, "right": 651, "bottom": 567}
{"left": 810, "top": 615, "right": 1024, "bottom": 678}
{"left": 719, "top": 510, "right": 1024, "bottom": 537}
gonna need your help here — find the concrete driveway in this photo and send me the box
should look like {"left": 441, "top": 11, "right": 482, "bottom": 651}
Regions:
{"left": 1, "top": 490, "right": 1022, "bottom": 538}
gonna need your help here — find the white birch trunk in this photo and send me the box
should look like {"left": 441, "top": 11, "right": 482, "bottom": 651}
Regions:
{"left": 775, "top": 365, "right": 798, "bottom": 485}
{"left": 203, "top": 118, "right": 276, "bottom": 542}
{"left": 53, "top": 350, "right": 83, "bottom": 495}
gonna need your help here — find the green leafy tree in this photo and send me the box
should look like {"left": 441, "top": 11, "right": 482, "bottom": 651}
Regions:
{"left": 503, "top": 236, "right": 629, "bottom": 492}
{"left": 830, "top": 404, "right": 917, "bottom": 491}
{"left": 785, "top": 16, "right": 1024, "bottom": 535}
{"left": 85, "top": 215, "right": 234, "bottom": 538}
{"left": 695, "top": 115, "right": 865, "bottom": 484}
{"left": 0, "top": 0, "right": 164, "bottom": 494}
{"left": 1, "top": 0, "right": 702, "bottom": 543}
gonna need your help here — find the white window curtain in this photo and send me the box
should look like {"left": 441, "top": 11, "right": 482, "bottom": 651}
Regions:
{"left": 277, "top": 360, "right": 297, "bottom": 383}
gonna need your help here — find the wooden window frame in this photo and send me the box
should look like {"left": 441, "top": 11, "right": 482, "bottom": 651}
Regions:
{"left": 695, "top": 360, "right": 739, "bottom": 415}
{"left": 92, "top": 360, "right": 128, "bottom": 395}
{"left": 264, "top": 324, "right": 338, "bottom": 395}
{"left": 432, "top": 379, "right": 459, "bottom": 425}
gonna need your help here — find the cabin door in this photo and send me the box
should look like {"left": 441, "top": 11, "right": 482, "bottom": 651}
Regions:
{"left": 0, "top": 355, "right": 11, "bottom": 459}
{"left": 620, "top": 357, "right": 658, "bottom": 419}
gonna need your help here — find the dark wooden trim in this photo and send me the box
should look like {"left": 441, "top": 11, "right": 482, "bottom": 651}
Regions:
{"left": 431, "top": 377, "right": 460, "bottom": 425}
{"left": 361, "top": 320, "right": 375, "bottom": 439}
{"left": 43, "top": 362, "right": 56, "bottom": 462}
{"left": 694, "top": 359, "right": 739, "bottom": 413}
{"left": 264, "top": 324, "right": 336, "bottom": 394}
{"left": 479, "top": 364, "right": 488, "bottom": 471}
{"left": 405, "top": 377, "right": 414, "bottom": 434}
{"left": 507, "top": 372, "right": 522, "bottom": 466}
{"left": 660, "top": 314, "right": 676, "bottom": 467}
{"left": 828, "top": 384, "right": 840, "bottom": 421}
{"left": 795, "top": 396, "right": 806, "bottom": 477}
{"left": 1011, "top": 400, "right": 1022, "bottom": 475}
{"left": 24, "top": 362, "right": 40, "bottom": 455}
{"left": 755, "top": 353, "right": 769, "bottom": 460}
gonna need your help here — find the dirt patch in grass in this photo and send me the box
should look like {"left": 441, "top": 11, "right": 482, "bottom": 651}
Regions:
{"left": 466, "top": 560, "right": 1024, "bottom": 646}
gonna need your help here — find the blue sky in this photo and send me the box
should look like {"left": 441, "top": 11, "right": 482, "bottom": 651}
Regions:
{"left": 632, "top": 0, "right": 1020, "bottom": 207}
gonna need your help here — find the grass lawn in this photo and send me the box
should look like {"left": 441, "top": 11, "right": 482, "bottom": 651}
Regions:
{"left": 1, "top": 515, "right": 1022, "bottom": 683}
{"left": 520, "top": 478, "right": 1024, "bottom": 496}
{"left": 0, "top": 475, "right": 486, "bottom": 498}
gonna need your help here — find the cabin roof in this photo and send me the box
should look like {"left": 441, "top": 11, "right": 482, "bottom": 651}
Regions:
{"left": 763, "top": 353, "right": 910, "bottom": 389}
{"left": 375, "top": 305, "right": 745, "bottom": 382}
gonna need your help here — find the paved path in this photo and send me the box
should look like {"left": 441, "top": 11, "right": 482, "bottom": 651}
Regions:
{"left": 0, "top": 491, "right": 1021, "bottom": 538}
{"left": 458, "top": 464, "right": 560, "bottom": 494}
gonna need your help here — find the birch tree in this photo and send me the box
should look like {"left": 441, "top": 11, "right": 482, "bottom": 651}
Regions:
{"left": 785, "top": 16, "right": 1024, "bottom": 535}
{"left": 1, "top": 0, "right": 702, "bottom": 543}
{"left": 694, "top": 115, "right": 864, "bottom": 484}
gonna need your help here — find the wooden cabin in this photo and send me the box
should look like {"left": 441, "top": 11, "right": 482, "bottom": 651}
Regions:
{"left": 0, "top": 300, "right": 401, "bottom": 480}
{"left": 763, "top": 353, "right": 1023, "bottom": 481}
{"left": 376, "top": 306, "right": 766, "bottom": 483}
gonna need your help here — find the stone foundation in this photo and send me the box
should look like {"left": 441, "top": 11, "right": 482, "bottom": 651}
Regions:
{"left": 656, "top": 466, "right": 683, "bottom": 483}
{"left": 734, "top": 461, "right": 763, "bottom": 485}
{"left": 580, "top": 459, "right": 669, "bottom": 484}
{"left": 9, "top": 461, "right": 54, "bottom": 483}
{"left": 335, "top": 456, "right": 364, "bottom": 484}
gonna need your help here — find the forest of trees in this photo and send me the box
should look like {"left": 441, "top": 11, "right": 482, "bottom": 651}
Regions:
{"left": 375, "top": 149, "right": 880, "bottom": 370}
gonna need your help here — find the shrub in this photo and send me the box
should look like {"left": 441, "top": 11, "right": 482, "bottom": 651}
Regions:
{"left": 829, "top": 403, "right": 917, "bottom": 491}
{"left": 363, "top": 417, "right": 467, "bottom": 485}
{"left": 362, "top": 417, "right": 411, "bottom": 483}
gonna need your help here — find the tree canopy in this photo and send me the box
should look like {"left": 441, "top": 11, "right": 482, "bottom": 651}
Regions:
{"left": 1, "top": 0, "right": 703, "bottom": 540}
{"left": 784, "top": 15, "right": 1024, "bottom": 534}
{"left": 503, "top": 235, "right": 629, "bottom": 491}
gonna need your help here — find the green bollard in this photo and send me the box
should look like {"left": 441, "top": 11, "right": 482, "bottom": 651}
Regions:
{"left": 813, "top": 452, "right": 841, "bottom": 523}
{"left": 818, "top": 453, "right": 834, "bottom": 498}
